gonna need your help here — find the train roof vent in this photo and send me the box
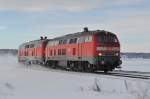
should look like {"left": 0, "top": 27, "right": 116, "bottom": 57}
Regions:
{"left": 40, "top": 36, "right": 43, "bottom": 40}
{"left": 40, "top": 36, "right": 47, "bottom": 40}
{"left": 83, "top": 27, "right": 89, "bottom": 32}
{"left": 44, "top": 36, "right": 47, "bottom": 40}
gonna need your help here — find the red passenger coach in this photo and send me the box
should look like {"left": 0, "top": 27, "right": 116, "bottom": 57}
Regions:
{"left": 18, "top": 28, "right": 122, "bottom": 73}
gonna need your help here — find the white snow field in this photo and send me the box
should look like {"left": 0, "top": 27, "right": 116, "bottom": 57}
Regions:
{"left": 121, "top": 58, "right": 150, "bottom": 72}
{"left": 0, "top": 55, "right": 150, "bottom": 99}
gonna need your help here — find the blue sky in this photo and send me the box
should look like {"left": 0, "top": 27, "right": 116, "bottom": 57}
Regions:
{"left": 0, "top": 0, "right": 150, "bottom": 52}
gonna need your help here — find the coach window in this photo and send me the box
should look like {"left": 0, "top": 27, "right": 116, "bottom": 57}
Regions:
{"left": 77, "top": 37, "right": 81, "bottom": 43}
{"left": 48, "top": 42, "right": 50, "bottom": 46}
{"left": 55, "top": 41, "right": 59, "bottom": 46}
{"left": 48, "top": 42, "right": 51, "bottom": 46}
{"left": 69, "top": 38, "right": 77, "bottom": 44}
{"left": 63, "top": 39, "right": 67, "bottom": 44}
{"left": 85, "top": 36, "right": 92, "bottom": 42}
{"left": 58, "top": 49, "right": 61, "bottom": 55}
{"left": 59, "top": 40, "right": 63, "bottom": 45}
{"left": 50, "top": 42, "right": 52, "bottom": 46}
{"left": 50, "top": 50, "right": 53, "bottom": 56}
{"left": 73, "top": 48, "right": 76, "bottom": 55}
{"left": 54, "top": 41, "right": 57, "bottom": 46}
{"left": 50, "top": 42, "right": 53, "bottom": 46}
{"left": 52, "top": 41, "right": 54, "bottom": 46}
{"left": 89, "top": 36, "right": 92, "bottom": 42}
{"left": 78, "top": 37, "right": 86, "bottom": 43}
{"left": 54, "top": 50, "right": 56, "bottom": 56}
{"left": 74, "top": 38, "right": 77, "bottom": 43}
{"left": 69, "top": 39, "right": 73, "bottom": 44}
{"left": 85, "top": 37, "right": 88, "bottom": 42}
{"left": 24, "top": 51, "right": 26, "bottom": 56}
{"left": 53, "top": 41, "right": 55, "bottom": 46}
{"left": 62, "top": 49, "right": 66, "bottom": 55}
{"left": 30, "top": 44, "right": 34, "bottom": 48}
{"left": 54, "top": 41, "right": 56, "bottom": 46}
{"left": 32, "top": 51, "right": 34, "bottom": 56}
{"left": 25, "top": 45, "right": 29, "bottom": 48}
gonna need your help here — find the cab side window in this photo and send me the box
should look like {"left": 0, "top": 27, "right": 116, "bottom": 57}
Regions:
{"left": 69, "top": 38, "right": 77, "bottom": 44}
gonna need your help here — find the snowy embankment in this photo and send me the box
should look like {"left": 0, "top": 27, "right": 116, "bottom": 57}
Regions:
{"left": 0, "top": 55, "right": 150, "bottom": 99}
{"left": 121, "top": 58, "right": 150, "bottom": 72}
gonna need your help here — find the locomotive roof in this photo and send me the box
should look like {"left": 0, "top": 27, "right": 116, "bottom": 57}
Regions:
{"left": 19, "top": 39, "right": 49, "bottom": 48}
{"left": 53, "top": 30, "right": 115, "bottom": 40}
{"left": 19, "top": 29, "right": 116, "bottom": 48}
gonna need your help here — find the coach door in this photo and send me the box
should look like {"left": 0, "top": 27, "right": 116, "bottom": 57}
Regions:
{"left": 78, "top": 37, "right": 83, "bottom": 60}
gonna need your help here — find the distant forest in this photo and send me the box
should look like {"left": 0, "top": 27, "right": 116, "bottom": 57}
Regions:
{"left": 0, "top": 49, "right": 150, "bottom": 59}
{"left": 121, "top": 52, "right": 150, "bottom": 59}
{"left": 0, "top": 49, "right": 18, "bottom": 55}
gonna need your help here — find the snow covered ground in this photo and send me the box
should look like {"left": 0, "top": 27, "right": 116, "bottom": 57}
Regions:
{"left": 0, "top": 55, "right": 150, "bottom": 99}
{"left": 121, "top": 58, "right": 150, "bottom": 72}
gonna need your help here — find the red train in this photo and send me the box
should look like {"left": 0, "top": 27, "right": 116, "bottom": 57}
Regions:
{"left": 18, "top": 28, "right": 122, "bottom": 72}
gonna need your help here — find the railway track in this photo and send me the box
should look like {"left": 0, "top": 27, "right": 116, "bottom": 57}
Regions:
{"left": 23, "top": 64, "right": 150, "bottom": 80}
{"left": 66, "top": 69, "right": 150, "bottom": 80}
{"left": 96, "top": 70, "right": 150, "bottom": 80}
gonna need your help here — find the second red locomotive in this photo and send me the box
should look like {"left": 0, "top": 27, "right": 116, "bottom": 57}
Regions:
{"left": 18, "top": 28, "right": 122, "bottom": 73}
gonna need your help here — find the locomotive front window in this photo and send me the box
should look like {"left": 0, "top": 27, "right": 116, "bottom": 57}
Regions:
{"left": 96, "top": 33, "right": 118, "bottom": 43}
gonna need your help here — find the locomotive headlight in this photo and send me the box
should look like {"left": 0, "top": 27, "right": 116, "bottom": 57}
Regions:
{"left": 115, "top": 52, "right": 119, "bottom": 56}
{"left": 99, "top": 52, "right": 102, "bottom": 56}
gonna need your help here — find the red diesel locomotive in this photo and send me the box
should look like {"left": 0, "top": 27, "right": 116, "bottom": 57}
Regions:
{"left": 18, "top": 28, "right": 122, "bottom": 72}
{"left": 18, "top": 37, "right": 47, "bottom": 64}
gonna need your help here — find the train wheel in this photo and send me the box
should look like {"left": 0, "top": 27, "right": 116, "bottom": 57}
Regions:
{"left": 48, "top": 61, "right": 53, "bottom": 68}
{"left": 84, "top": 63, "right": 91, "bottom": 72}
{"left": 77, "top": 62, "right": 84, "bottom": 72}
{"left": 67, "top": 61, "right": 74, "bottom": 71}
{"left": 73, "top": 61, "right": 79, "bottom": 72}
{"left": 104, "top": 69, "right": 108, "bottom": 73}
{"left": 45, "top": 61, "right": 49, "bottom": 67}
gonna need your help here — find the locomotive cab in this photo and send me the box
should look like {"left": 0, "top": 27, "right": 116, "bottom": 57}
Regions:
{"left": 94, "top": 31, "right": 122, "bottom": 72}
